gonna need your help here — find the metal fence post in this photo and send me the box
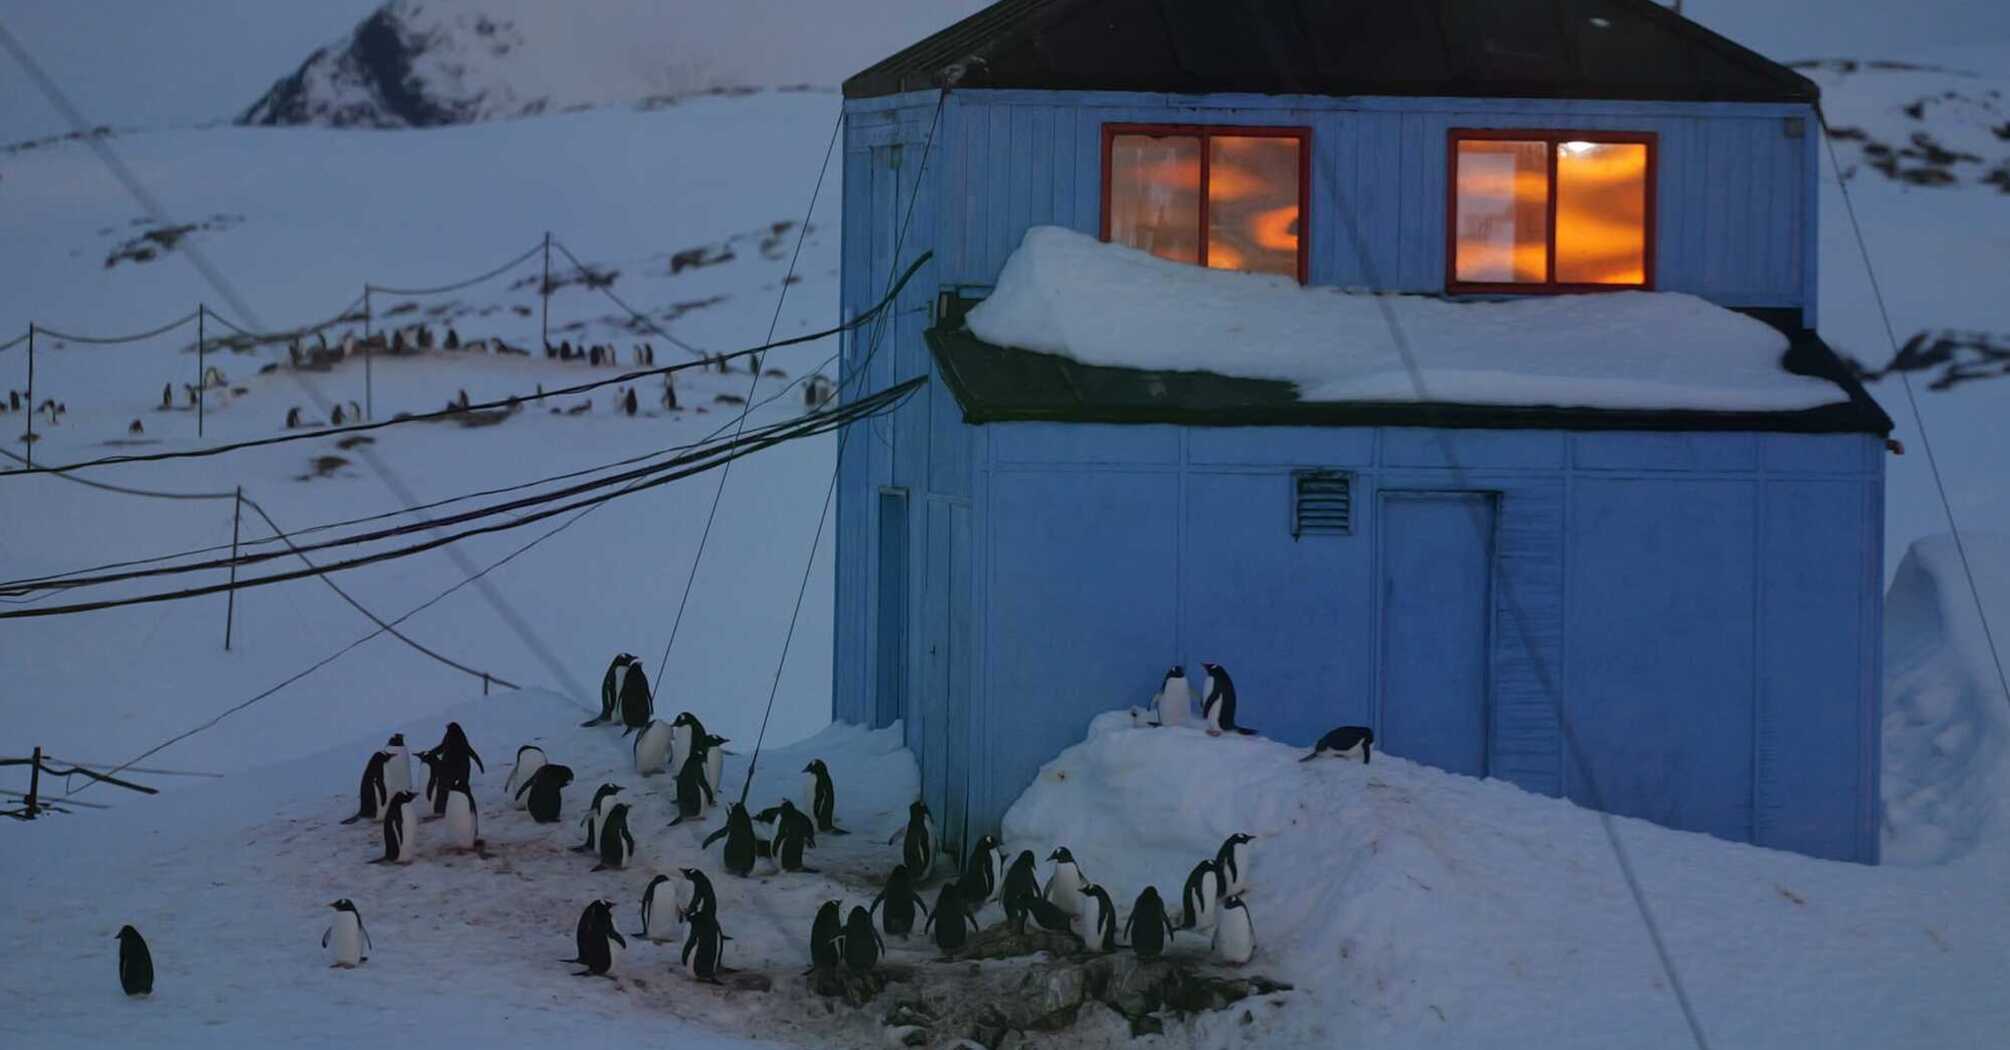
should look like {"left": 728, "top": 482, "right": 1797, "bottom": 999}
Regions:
{"left": 196, "top": 304, "right": 206, "bottom": 438}
{"left": 25, "top": 746, "right": 40, "bottom": 819}
{"left": 23, "top": 324, "right": 33, "bottom": 468}
{"left": 224, "top": 487, "right": 242, "bottom": 651}
{"left": 541, "top": 232, "right": 552, "bottom": 352}
{"left": 362, "top": 286, "right": 374, "bottom": 421}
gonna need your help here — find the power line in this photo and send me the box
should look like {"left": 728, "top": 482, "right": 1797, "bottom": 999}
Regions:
{"left": 33, "top": 310, "right": 201, "bottom": 346}
{"left": 550, "top": 239, "right": 711, "bottom": 359}
{"left": 0, "top": 447, "right": 234, "bottom": 502}
{"left": 1817, "top": 106, "right": 2010, "bottom": 708}
{"left": 367, "top": 240, "right": 544, "bottom": 297}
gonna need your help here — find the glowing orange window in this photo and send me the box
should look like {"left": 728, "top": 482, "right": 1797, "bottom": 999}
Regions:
{"left": 1448, "top": 131, "right": 1653, "bottom": 292}
{"left": 1102, "top": 125, "right": 1308, "bottom": 282}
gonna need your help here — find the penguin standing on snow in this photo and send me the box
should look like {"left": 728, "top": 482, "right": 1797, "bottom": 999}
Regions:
{"left": 635, "top": 874, "right": 683, "bottom": 943}
{"left": 701, "top": 802, "right": 760, "bottom": 877}
{"left": 374, "top": 791, "right": 420, "bottom": 864}
{"left": 1216, "top": 833, "right": 1254, "bottom": 897}
{"left": 575, "top": 784, "right": 625, "bottom": 853}
{"left": 960, "top": 833, "right": 1002, "bottom": 906}
{"left": 666, "top": 748, "right": 715, "bottom": 827}
{"left": 633, "top": 720, "right": 673, "bottom": 776}
{"left": 678, "top": 868, "right": 718, "bottom": 922}
{"left": 669, "top": 711, "right": 711, "bottom": 780}
{"left": 588, "top": 654, "right": 636, "bottom": 727}
{"left": 1200, "top": 663, "right": 1257, "bottom": 736}
{"left": 843, "top": 906, "right": 883, "bottom": 974}
{"left": 617, "top": 663, "right": 654, "bottom": 736}
{"left": 443, "top": 777, "right": 482, "bottom": 854}
{"left": 417, "top": 751, "right": 447, "bottom": 821}
{"left": 1124, "top": 887, "right": 1177, "bottom": 960}
{"left": 924, "top": 881, "right": 974, "bottom": 956}
{"left": 1075, "top": 883, "right": 1118, "bottom": 954}
{"left": 755, "top": 800, "right": 818, "bottom": 873}
{"left": 683, "top": 912, "right": 732, "bottom": 984}
{"left": 802, "top": 759, "right": 846, "bottom": 834}
{"left": 322, "top": 899, "right": 372, "bottom": 968}
{"left": 516, "top": 763, "right": 574, "bottom": 823}
{"left": 807, "top": 900, "right": 843, "bottom": 971}
{"left": 569, "top": 899, "right": 625, "bottom": 978}
{"left": 381, "top": 734, "right": 412, "bottom": 799}
{"left": 1302, "top": 726, "right": 1374, "bottom": 764}
{"left": 504, "top": 745, "right": 547, "bottom": 808}
{"left": 1153, "top": 665, "right": 1194, "bottom": 727}
{"left": 341, "top": 751, "right": 392, "bottom": 825}
{"left": 421, "top": 723, "right": 484, "bottom": 816}
{"left": 892, "top": 800, "right": 936, "bottom": 880}
{"left": 1043, "top": 847, "right": 1086, "bottom": 916}
{"left": 593, "top": 803, "right": 637, "bottom": 871}
{"left": 700, "top": 733, "right": 730, "bottom": 800}
{"left": 115, "top": 926, "right": 153, "bottom": 997}
{"left": 1000, "top": 850, "right": 1040, "bottom": 932}
{"left": 1180, "top": 858, "right": 1223, "bottom": 930}
{"left": 869, "top": 864, "right": 930, "bottom": 938}
{"left": 1212, "top": 894, "right": 1256, "bottom": 965}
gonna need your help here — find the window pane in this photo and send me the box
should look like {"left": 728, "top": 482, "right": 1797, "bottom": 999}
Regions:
{"left": 1555, "top": 141, "right": 1648, "bottom": 285}
{"left": 1108, "top": 134, "right": 1201, "bottom": 265}
{"left": 1454, "top": 140, "right": 1549, "bottom": 283}
{"left": 1207, "top": 135, "right": 1300, "bottom": 278}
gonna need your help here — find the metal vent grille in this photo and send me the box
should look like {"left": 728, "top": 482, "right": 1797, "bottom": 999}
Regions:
{"left": 1292, "top": 470, "right": 1353, "bottom": 537}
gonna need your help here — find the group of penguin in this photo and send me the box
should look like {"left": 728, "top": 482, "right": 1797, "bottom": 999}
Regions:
{"left": 1148, "top": 662, "right": 1380, "bottom": 766}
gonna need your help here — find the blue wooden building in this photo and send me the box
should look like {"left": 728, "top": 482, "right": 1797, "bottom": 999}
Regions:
{"left": 831, "top": 0, "right": 1893, "bottom": 863}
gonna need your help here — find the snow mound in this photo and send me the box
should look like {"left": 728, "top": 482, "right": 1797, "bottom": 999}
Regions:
{"left": 1881, "top": 533, "right": 2010, "bottom": 864}
{"left": 965, "top": 226, "right": 1844, "bottom": 412}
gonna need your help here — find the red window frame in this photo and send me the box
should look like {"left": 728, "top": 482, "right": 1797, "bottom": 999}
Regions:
{"left": 1444, "top": 128, "right": 1658, "bottom": 295}
{"left": 1099, "top": 123, "right": 1312, "bottom": 284}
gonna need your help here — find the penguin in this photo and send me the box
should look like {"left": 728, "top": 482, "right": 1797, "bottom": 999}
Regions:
{"left": 160, "top": 383, "right": 173, "bottom": 410}
{"left": 331, "top": 404, "right": 345, "bottom": 425}
{"left": 623, "top": 388, "right": 638, "bottom": 416}
{"left": 444, "top": 327, "right": 460, "bottom": 350}
{"left": 566, "top": 899, "right": 606, "bottom": 965}
{"left": 700, "top": 733, "right": 729, "bottom": 799}
{"left": 1179, "top": 858, "right": 1223, "bottom": 930}
{"left": 807, "top": 900, "right": 844, "bottom": 972}
{"left": 1200, "top": 663, "right": 1256, "bottom": 736}
{"left": 1212, "top": 894, "right": 1255, "bottom": 965}
{"left": 923, "top": 881, "right": 974, "bottom": 957}
{"left": 843, "top": 906, "right": 884, "bottom": 974}
{"left": 504, "top": 745, "right": 547, "bottom": 808}
{"left": 443, "top": 777, "right": 481, "bottom": 853}
{"left": 802, "top": 759, "right": 845, "bottom": 834}
{"left": 683, "top": 912, "right": 731, "bottom": 984}
{"left": 633, "top": 719, "right": 673, "bottom": 776}
{"left": 322, "top": 899, "right": 372, "bottom": 968}
{"left": 576, "top": 783, "right": 625, "bottom": 852}
{"left": 570, "top": 899, "right": 626, "bottom": 978}
{"left": 869, "top": 864, "right": 930, "bottom": 938}
{"left": 593, "top": 803, "right": 637, "bottom": 871}
{"left": 755, "top": 800, "right": 818, "bottom": 873}
{"left": 341, "top": 750, "right": 392, "bottom": 825}
{"left": 374, "top": 790, "right": 420, "bottom": 864}
{"left": 418, "top": 750, "right": 447, "bottom": 821}
{"left": 1302, "top": 725, "right": 1374, "bottom": 764}
{"left": 959, "top": 834, "right": 1001, "bottom": 906}
{"left": 422, "top": 723, "right": 483, "bottom": 816}
{"left": 892, "top": 800, "right": 935, "bottom": 880}
{"left": 616, "top": 662, "right": 653, "bottom": 736}
{"left": 1153, "top": 665, "right": 1194, "bottom": 727}
{"left": 668, "top": 711, "right": 710, "bottom": 779}
{"left": 1215, "top": 833, "right": 1254, "bottom": 896}
{"left": 587, "top": 653, "right": 636, "bottom": 727}
{"left": 1000, "top": 850, "right": 1040, "bottom": 932}
{"left": 516, "top": 763, "right": 574, "bottom": 824}
{"left": 635, "top": 874, "right": 682, "bottom": 943}
{"left": 1123, "top": 887, "right": 1177, "bottom": 960}
{"left": 666, "top": 748, "right": 715, "bottom": 827}
{"left": 1043, "top": 847, "right": 1086, "bottom": 917}
{"left": 1017, "top": 892, "right": 1079, "bottom": 939}
{"left": 701, "top": 802, "right": 760, "bottom": 877}
{"left": 381, "top": 734, "right": 412, "bottom": 799}
{"left": 1076, "top": 883, "right": 1118, "bottom": 953}
{"left": 115, "top": 925, "right": 153, "bottom": 997}
{"left": 679, "top": 867, "right": 718, "bottom": 923}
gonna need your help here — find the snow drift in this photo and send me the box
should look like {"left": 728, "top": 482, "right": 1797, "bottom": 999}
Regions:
{"left": 965, "top": 226, "right": 1844, "bottom": 412}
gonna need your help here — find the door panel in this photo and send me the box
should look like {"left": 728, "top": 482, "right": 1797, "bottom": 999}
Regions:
{"left": 874, "top": 491, "right": 909, "bottom": 730}
{"left": 1379, "top": 492, "right": 1497, "bottom": 778}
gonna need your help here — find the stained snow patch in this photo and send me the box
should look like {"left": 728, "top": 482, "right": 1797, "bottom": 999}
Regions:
{"left": 965, "top": 226, "right": 1844, "bottom": 412}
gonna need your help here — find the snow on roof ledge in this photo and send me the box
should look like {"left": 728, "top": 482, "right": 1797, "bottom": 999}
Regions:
{"left": 964, "top": 227, "right": 1845, "bottom": 413}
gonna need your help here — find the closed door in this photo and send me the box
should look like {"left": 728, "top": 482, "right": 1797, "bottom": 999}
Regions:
{"left": 874, "top": 491, "right": 909, "bottom": 730}
{"left": 921, "top": 500, "right": 972, "bottom": 858}
{"left": 1379, "top": 491, "right": 1497, "bottom": 778}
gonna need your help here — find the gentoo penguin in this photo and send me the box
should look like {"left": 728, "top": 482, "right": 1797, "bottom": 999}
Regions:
{"left": 576, "top": 784, "right": 625, "bottom": 853}
{"left": 1077, "top": 883, "right": 1118, "bottom": 953}
{"left": 756, "top": 800, "right": 818, "bottom": 873}
{"left": 375, "top": 791, "right": 420, "bottom": 864}
{"left": 588, "top": 654, "right": 636, "bottom": 727}
{"left": 869, "top": 864, "right": 930, "bottom": 938}
{"left": 1153, "top": 665, "right": 1194, "bottom": 727}
{"left": 1180, "top": 858, "right": 1223, "bottom": 930}
{"left": 699, "top": 733, "right": 729, "bottom": 799}
{"left": 960, "top": 833, "right": 1001, "bottom": 906}
{"left": 635, "top": 874, "right": 684, "bottom": 943}
{"left": 1000, "top": 850, "right": 1040, "bottom": 932}
{"left": 843, "top": 906, "right": 884, "bottom": 974}
{"left": 504, "top": 745, "right": 548, "bottom": 806}
{"left": 1043, "top": 847, "right": 1086, "bottom": 916}
{"left": 115, "top": 925, "right": 153, "bottom": 997}
{"left": 633, "top": 720, "right": 673, "bottom": 776}
{"left": 682, "top": 912, "right": 731, "bottom": 984}
{"left": 924, "top": 881, "right": 973, "bottom": 956}
{"left": 807, "top": 900, "right": 844, "bottom": 971}
{"left": 701, "top": 803, "right": 760, "bottom": 877}
{"left": 892, "top": 800, "right": 935, "bottom": 880}
{"left": 802, "top": 759, "right": 845, "bottom": 834}
{"left": 1019, "top": 892, "right": 1078, "bottom": 938}
{"left": 1303, "top": 726, "right": 1374, "bottom": 764}
{"left": 1124, "top": 887, "right": 1177, "bottom": 960}
{"left": 617, "top": 663, "right": 653, "bottom": 736}
{"left": 569, "top": 899, "right": 625, "bottom": 978}
{"left": 443, "top": 777, "right": 481, "bottom": 853}
{"left": 382, "top": 734, "right": 412, "bottom": 799}
{"left": 1215, "top": 833, "right": 1255, "bottom": 897}
{"left": 417, "top": 750, "right": 446, "bottom": 821}
{"left": 517, "top": 763, "right": 574, "bottom": 823}
{"left": 1199, "top": 663, "right": 1257, "bottom": 736}
{"left": 678, "top": 868, "right": 718, "bottom": 922}
{"left": 422, "top": 723, "right": 484, "bottom": 816}
{"left": 666, "top": 750, "right": 714, "bottom": 827}
{"left": 668, "top": 711, "right": 710, "bottom": 780}
{"left": 322, "top": 899, "right": 372, "bottom": 968}
{"left": 342, "top": 751, "right": 392, "bottom": 825}
{"left": 593, "top": 803, "right": 637, "bottom": 871}
{"left": 1213, "top": 894, "right": 1255, "bottom": 965}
